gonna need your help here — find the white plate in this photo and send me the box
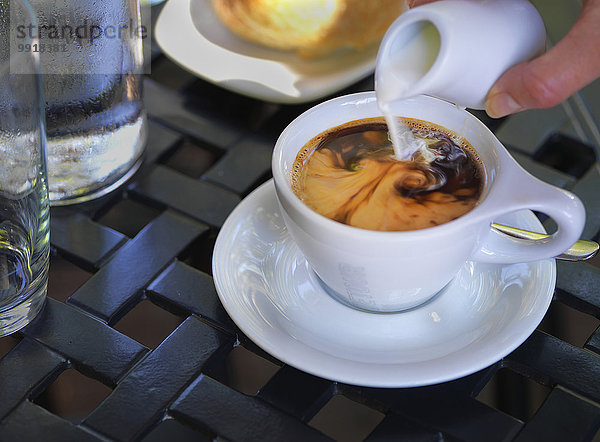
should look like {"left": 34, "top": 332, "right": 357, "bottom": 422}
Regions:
{"left": 212, "top": 180, "right": 555, "bottom": 387}
{"left": 155, "top": 0, "right": 382, "bottom": 103}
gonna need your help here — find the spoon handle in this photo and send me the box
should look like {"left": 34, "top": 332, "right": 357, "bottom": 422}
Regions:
{"left": 491, "top": 223, "right": 599, "bottom": 262}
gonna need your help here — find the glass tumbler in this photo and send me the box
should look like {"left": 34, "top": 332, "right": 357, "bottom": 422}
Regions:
{"left": 24, "top": 0, "right": 148, "bottom": 205}
{"left": 0, "top": 0, "right": 50, "bottom": 335}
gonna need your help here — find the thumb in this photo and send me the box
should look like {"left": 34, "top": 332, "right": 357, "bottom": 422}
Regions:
{"left": 485, "top": 0, "right": 600, "bottom": 118}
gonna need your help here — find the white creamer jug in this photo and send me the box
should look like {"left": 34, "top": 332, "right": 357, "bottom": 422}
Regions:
{"left": 376, "top": 0, "right": 546, "bottom": 110}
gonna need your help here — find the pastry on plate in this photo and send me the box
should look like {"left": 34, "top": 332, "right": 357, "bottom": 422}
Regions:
{"left": 211, "top": 0, "right": 406, "bottom": 57}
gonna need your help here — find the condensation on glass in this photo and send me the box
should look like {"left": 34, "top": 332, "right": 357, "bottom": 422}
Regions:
{"left": 21, "top": 0, "right": 148, "bottom": 204}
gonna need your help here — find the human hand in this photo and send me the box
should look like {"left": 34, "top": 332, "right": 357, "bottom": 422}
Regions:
{"left": 408, "top": 0, "right": 600, "bottom": 118}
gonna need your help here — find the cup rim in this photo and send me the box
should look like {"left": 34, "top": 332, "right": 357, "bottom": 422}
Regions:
{"left": 272, "top": 91, "right": 503, "bottom": 239}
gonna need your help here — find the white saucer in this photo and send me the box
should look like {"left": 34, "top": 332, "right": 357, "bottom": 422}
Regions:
{"left": 155, "top": 0, "right": 380, "bottom": 104}
{"left": 212, "top": 180, "right": 555, "bottom": 387}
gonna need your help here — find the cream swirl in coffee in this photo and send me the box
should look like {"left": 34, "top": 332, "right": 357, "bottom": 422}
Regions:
{"left": 291, "top": 117, "right": 483, "bottom": 231}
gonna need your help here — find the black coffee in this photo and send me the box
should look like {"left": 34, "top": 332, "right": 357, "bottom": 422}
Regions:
{"left": 291, "top": 117, "right": 484, "bottom": 231}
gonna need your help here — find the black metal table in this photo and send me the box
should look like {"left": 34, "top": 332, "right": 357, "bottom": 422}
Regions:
{"left": 2, "top": 1, "right": 600, "bottom": 441}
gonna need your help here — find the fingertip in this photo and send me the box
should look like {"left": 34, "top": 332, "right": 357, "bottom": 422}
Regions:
{"left": 485, "top": 91, "right": 524, "bottom": 119}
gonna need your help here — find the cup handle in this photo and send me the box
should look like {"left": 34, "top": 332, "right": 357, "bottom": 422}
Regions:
{"left": 471, "top": 169, "right": 585, "bottom": 264}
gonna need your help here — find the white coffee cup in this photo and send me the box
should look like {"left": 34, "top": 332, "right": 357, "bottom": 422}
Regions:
{"left": 376, "top": 0, "right": 546, "bottom": 109}
{"left": 272, "top": 93, "right": 585, "bottom": 312}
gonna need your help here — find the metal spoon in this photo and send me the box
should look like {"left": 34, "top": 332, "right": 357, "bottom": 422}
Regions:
{"left": 492, "top": 223, "right": 599, "bottom": 261}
